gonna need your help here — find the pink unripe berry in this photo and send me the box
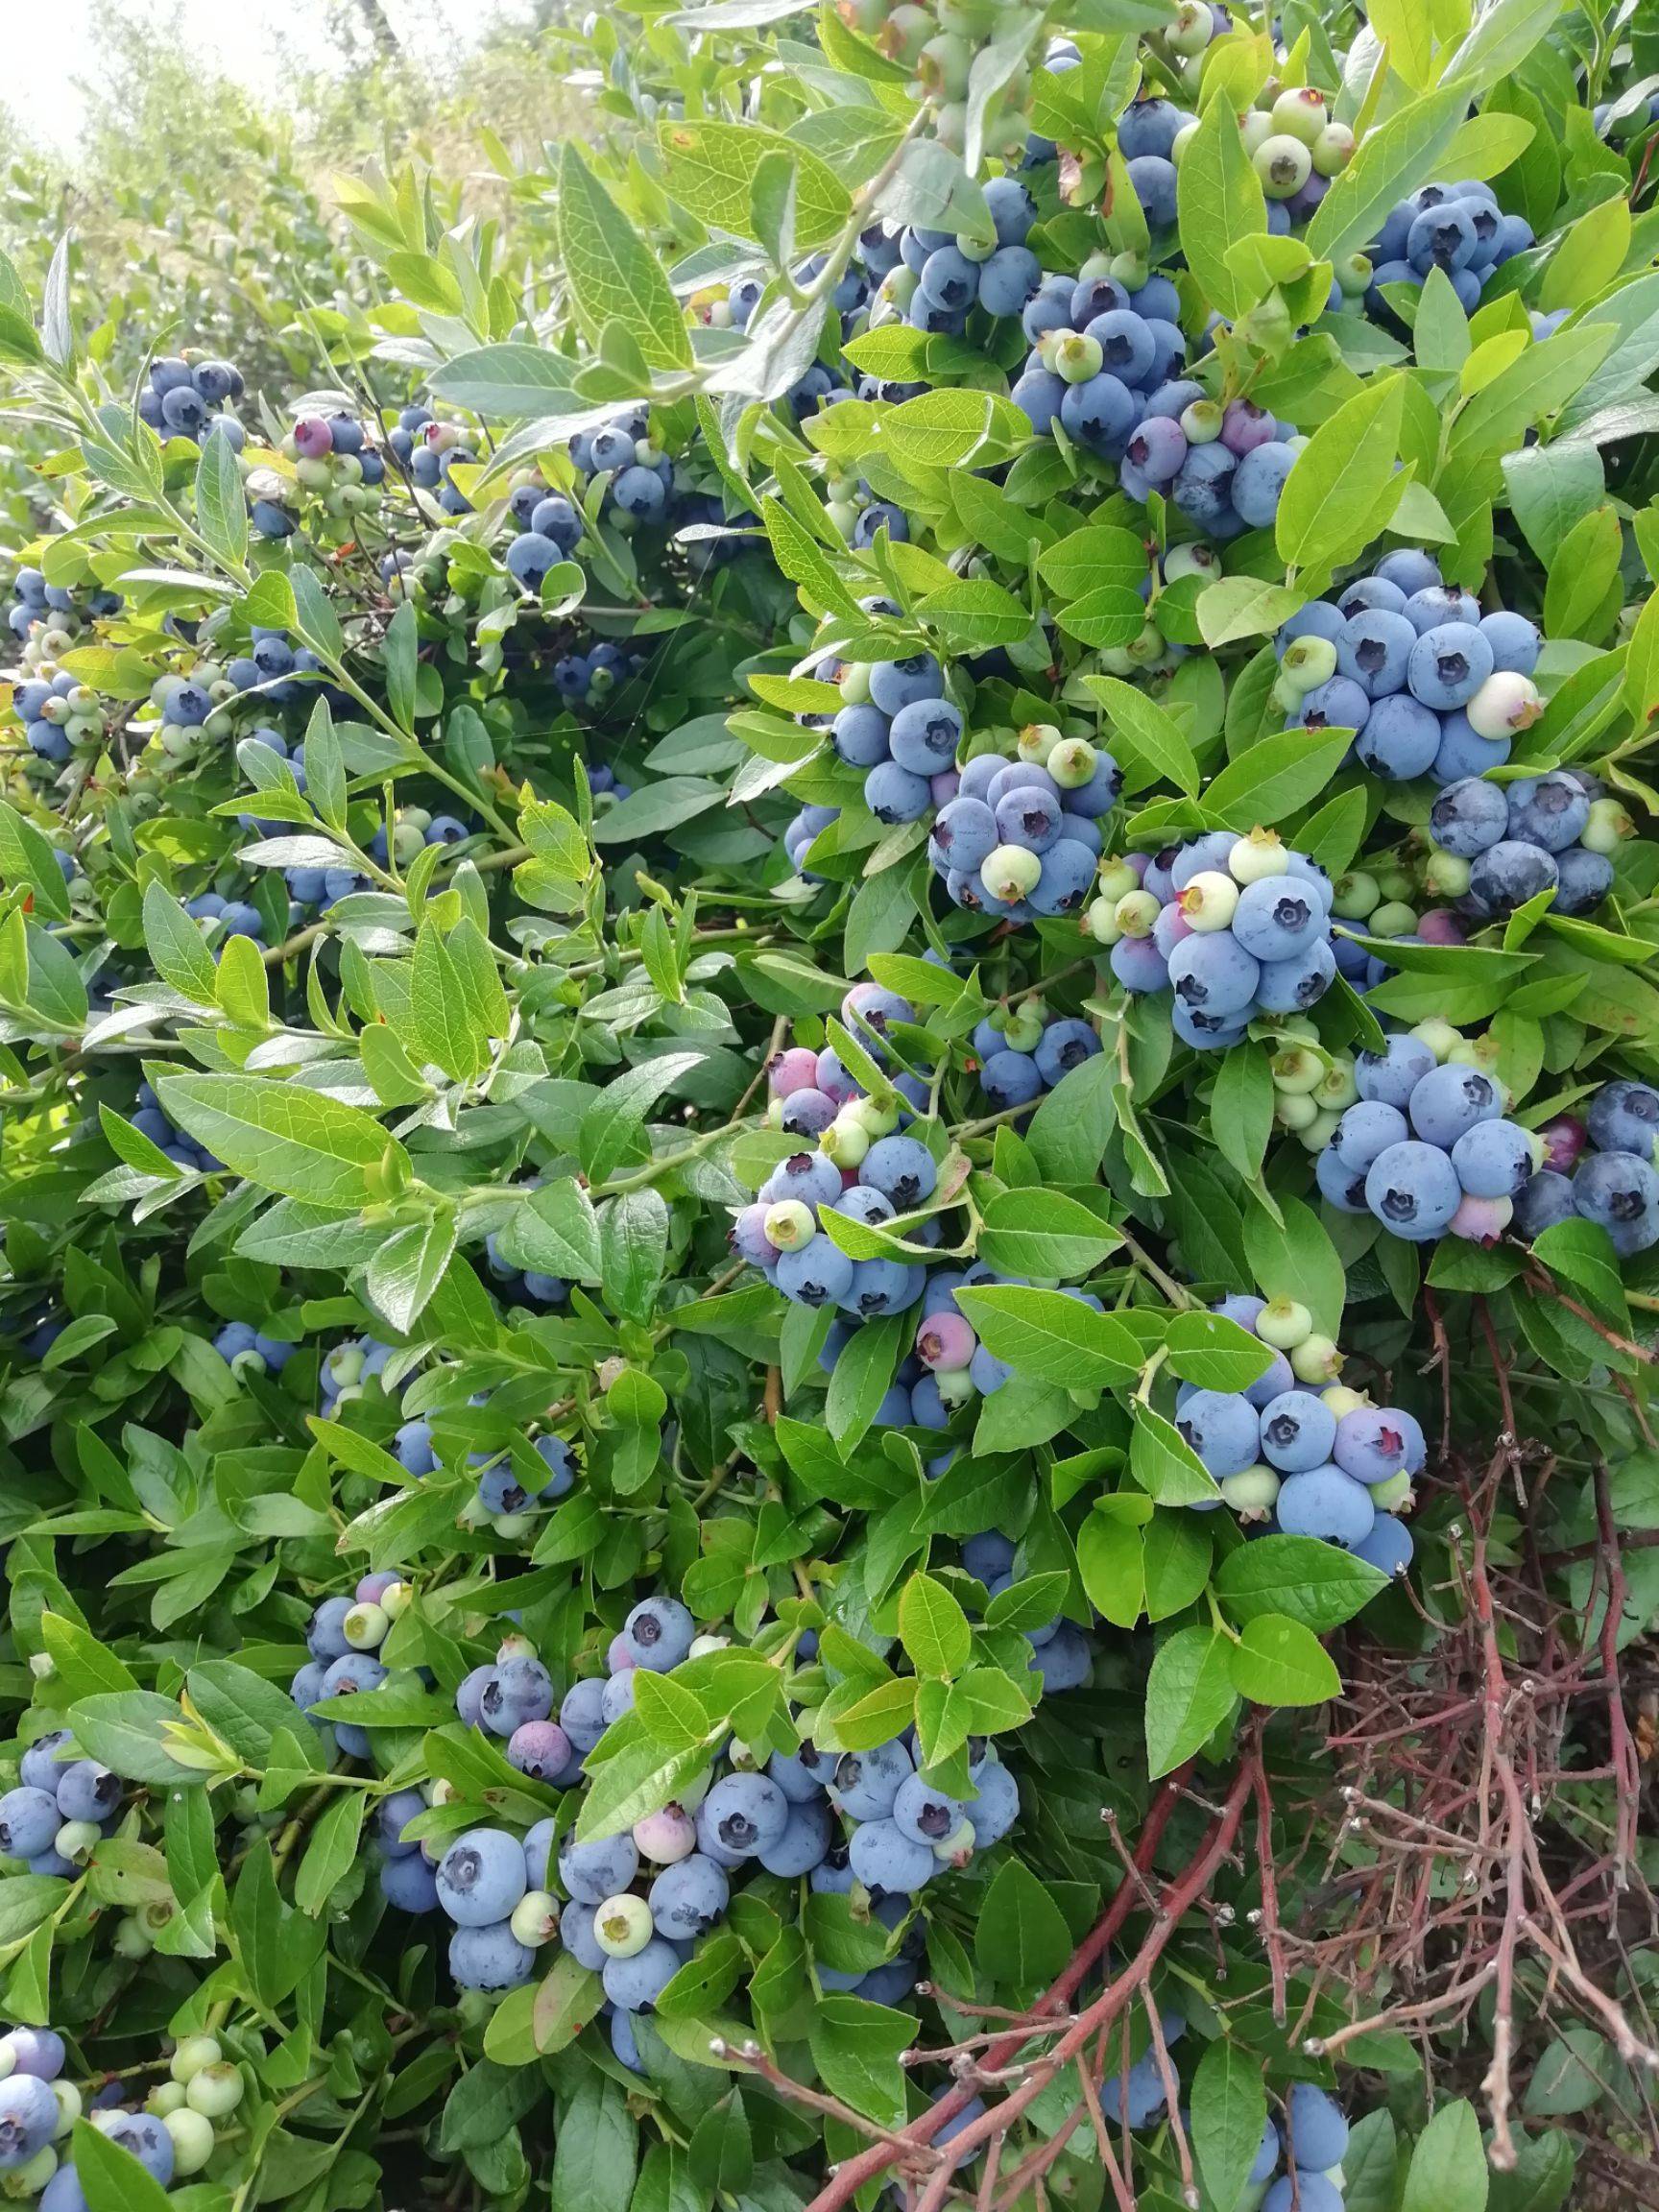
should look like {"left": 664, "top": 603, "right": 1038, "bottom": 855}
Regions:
{"left": 633, "top": 1804, "right": 697, "bottom": 1863}
{"left": 915, "top": 1312, "right": 976, "bottom": 1370}
{"left": 292, "top": 417, "right": 334, "bottom": 459}
{"left": 607, "top": 1634, "right": 636, "bottom": 1674}
{"left": 1451, "top": 1191, "right": 1512, "bottom": 1243}
{"left": 768, "top": 1047, "right": 820, "bottom": 1098}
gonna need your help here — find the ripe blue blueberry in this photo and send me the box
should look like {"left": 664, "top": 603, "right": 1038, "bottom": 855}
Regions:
{"left": 1258, "top": 1390, "right": 1337, "bottom": 1472}
{"left": 1589, "top": 1080, "right": 1659, "bottom": 1158}
{"left": 449, "top": 1922, "right": 535, "bottom": 1991}
{"left": 1276, "top": 1466, "right": 1376, "bottom": 1548}
{"left": 697, "top": 1773, "right": 789, "bottom": 1858}
{"left": 649, "top": 1852, "right": 731, "bottom": 1938}
{"left": 1333, "top": 1407, "right": 1426, "bottom": 1484}
{"left": 1409, "top": 1064, "right": 1503, "bottom": 1148}
{"left": 602, "top": 1936, "right": 681, "bottom": 2012}
{"left": 849, "top": 1817, "right": 935, "bottom": 1894}
{"left": 1365, "top": 1141, "right": 1463, "bottom": 1239}
{"left": 560, "top": 1832, "right": 639, "bottom": 1903}
{"left": 1357, "top": 692, "right": 1440, "bottom": 780}
{"left": 437, "top": 1829, "right": 528, "bottom": 1926}
{"left": 1167, "top": 933, "right": 1260, "bottom": 1017}
{"left": 381, "top": 1852, "right": 440, "bottom": 1912}
{"left": 1429, "top": 777, "right": 1508, "bottom": 856}
{"left": 1176, "top": 1389, "right": 1261, "bottom": 1477}
{"left": 1574, "top": 1151, "right": 1659, "bottom": 1255}
{"left": 1286, "top": 2083, "right": 1350, "bottom": 2169}
{"left": 831, "top": 1741, "right": 913, "bottom": 1820}
{"left": 622, "top": 1596, "right": 694, "bottom": 1671}
{"left": 1356, "top": 1034, "right": 1437, "bottom": 1110}
{"left": 1450, "top": 1119, "right": 1536, "bottom": 1198}
{"left": 1506, "top": 770, "right": 1590, "bottom": 854}
{"left": 860, "top": 1136, "right": 937, "bottom": 1210}
{"left": 1407, "top": 622, "right": 1493, "bottom": 709}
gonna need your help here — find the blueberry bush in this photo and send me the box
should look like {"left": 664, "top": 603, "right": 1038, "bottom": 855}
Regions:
{"left": 1, "top": 2, "right": 1658, "bottom": 2208}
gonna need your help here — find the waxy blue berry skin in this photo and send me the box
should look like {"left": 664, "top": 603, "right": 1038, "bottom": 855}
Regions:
{"left": 437, "top": 1829, "right": 528, "bottom": 1927}
{"left": 1365, "top": 1141, "right": 1463, "bottom": 1240}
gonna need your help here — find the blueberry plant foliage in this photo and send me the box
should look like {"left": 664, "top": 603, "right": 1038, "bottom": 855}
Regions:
{"left": 2, "top": 1, "right": 1659, "bottom": 2208}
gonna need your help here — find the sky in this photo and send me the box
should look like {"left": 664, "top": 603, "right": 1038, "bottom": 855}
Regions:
{"left": 9, "top": 0, "right": 539, "bottom": 157}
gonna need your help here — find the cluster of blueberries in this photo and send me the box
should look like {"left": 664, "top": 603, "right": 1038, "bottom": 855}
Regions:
{"left": 136, "top": 349, "right": 246, "bottom": 441}
{"left": 793, "top": 639, "right": 965, "bottom": 848}
{"left": 1360, "top": 180, "right": 1538, "bottom": 327}
{"left": 12, "top": 671, "right": 103, "bottom": 766}
{"left": 373, "top": 1595, "right": 1028, "bottom": 2049}
{"left": 290, "top": 1572, "right": 413, "bottom": 1759}
{"left": 379, "top": 405, "right": 475, "bottom": 519}
{"left": 551, "top": 640, "right": 646, "bottom": 717}
{"left": 1180, "top": 1294, "right": 1422, "bottom": 1570}
{"left": 1516, "top": 1078, "right": 1659, "bottom": 1256}
{"left": 7, "top": 570, "right": 120, "bottom": 649}
{"left": 1275, "top": 549, "right": 1545, "bottom": 787}
{"left": 0, "top": 2028, "right": 244, "bottom": 2209}
{"left": 733, "top": 1004, "right": 944, "bottom": 1323}
{"left": 1085, "top": 830, "right": 1338, "bottom": 1049}
{"left": 1092, "top": 2048, "right": 1351, "bottom": 2212}
{"left": 0, "top": 1734, "right": 123, "bottom": 1879}
{"left": 926, "top": 722, "right": 1122, "bottom": 921}
{"left": 971, "top": 1001, "right": 1102, "bottom": 1112}
{"left": 210, "top": 1320, "right": 297, "bottom": 1379}
{"left": 750, "top": 1004, "right": 1110, "bottom": 1464}
{"left": 1315, "top": 1030, "right": 1541, "bottom": 1245}
{"left": 1426, "top": 769, "right": 1625, "bottom": 923}
{"left": 312, "top": 1327, "right": 578, "bottom": 1536}
{"left": 244, "top": 409, "right": 387, "bottom": 541}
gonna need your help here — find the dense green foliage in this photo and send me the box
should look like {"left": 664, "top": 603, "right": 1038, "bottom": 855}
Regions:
{"left": 0, "top": 4, "right": 1658, "bottom": 2210}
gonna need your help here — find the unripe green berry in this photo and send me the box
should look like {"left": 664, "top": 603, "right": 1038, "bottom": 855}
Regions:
{"left": 1096, "top": 858, "right": 1142, "bottom": 902}
{"left": 1229, "top": 830, "right": 1290, "bottom": 883}
{"left": 1289, "top": 1333, "right": 1343, "bottom": 1384}
{"left": 164, "top": 2107, "right": 217, "bottom": 2176}
{"left": 821, "top": 1114, "right": 871, "bottom": 1168}
{"left": 184, "top": 2062, "right": 245, "bottom": 2120}
{"left": 1369, "top": 901, "right": 1418, "bottom": 938}
{"left": 344, "top": 1601, "right": 389, "bottom": 1650}
{"left": 1115, "top": 889, "right": 1162, "bottom": 938}
{"left": 170, "top": 2034, "right": 223, "bottom": 2083}
{"left": 595, "top": 1892, "right": 654, "bottom": 1958}
{"left": 1313, "top": 122, "right": 1356, "bottom": 176}
{"left": 1256, "top": 133, "right": 1313, "bottom": 198}
{"left": 1584, "top": 797, "right": 1635, "bottom": 853}
{"left": 1220, "top": 1465, "right": 1281, "bottom": 1519}
{"left": 1047, "top": 736, "right": 1097, "bottom": 787}
{"left": 1270, "top": 86, "right": 1327, "bottom": 144}
{"left": 983, "top": 845, "right": 1043, "bottom": 902}
{"left": 511, "top": 1890, "right": 562, "bottom": 1946}
{"left": 148, "top": 2080, "right": 188, "bottom": 2118}
{"left": 1272, "top": 1046, "right": 1325, "bottom": 1094}
{"left": 1019, "top": 719, "right": 1062, "bottom": 762}
{"left": 1257, "top": 1296, "right": 1312, "bottom": 1350}
{"left": 1314, "top": 1060, "right": 1358, "bottom": 1113}
{"left": 1332, "top": 870, "right": 1380, "bottom": 919}
{"left": 763, "top": 1200, "right": 817, "bottom": 1252}
{"left": 1177, "top": 872, "right": 1238, "bottom": 932}
{"left": 1279, "top": 635, "right": 1338, "bottom": 694}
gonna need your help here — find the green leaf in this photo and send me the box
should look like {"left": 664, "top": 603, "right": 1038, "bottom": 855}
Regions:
{"left": 155, "top": 1073, "right": 404, "bottom": 1209}
{"left": 1229, "top": 1613, "right": 1341, "bottom": 1706}
{"left": 658, "top": 120, "right": 851, "bottom": 251}
{"left": 1214, "top": 1535, "right": 1388, "bottom": 1631}
{"left": 141, "top": 884, "right": 217, "bottom": 1004}
{"left": 974, "top": 1856, "right": 1071, "bottom": 1987}
{"left": 294, "top": 1791, "right": 366, "bottom": 1913}
{"left": 1402, "top": 2099, "right": 1489, "bottom": 2212}
{"left": 1276, "top": 376, "right": 1406, "bottom": 576}
{"left": 1191, "top": 2039, "right": 1268, "bottom": 2212}
{"left": 194, "top": 425, "right": 249, "bottom": 571}
{"left": 1242, "top": 1192, "right": 1346, "bottom": 1338}
{"left": 557, "top": 145, "right": 690, "bottom": 370}
{"left": 1163, "top": 1310, "right": 1273, "bottom": 1392}
{"left": 1079, "top": 674, "right": 1199, "bottom": 796}
{"left": 898, "top": 1572, "right": 972, "bottom": 1678}
{"left": 71, "top": 2120, "right": 176, "bottom": 2212}
{"left": 976, "top": 1187, "right": 1120, "bottom": 1278}
{"left": 1203, "top": 726, "right": 1358, "bottom": 832}
{"left": 1176, "top": 100, "right": 1266, "bottom": 321}
{"left": 550, "top": 2071, "right": 638, "bottom": 2212}
{"left": 1208, "top": 1045, "right": 1274, "bottom": 1190}
{"left": 956, "top": 1285, "right": 1142, "bottom": 1388}
{"left": 826, "top": 1312, "right": 905, "bottom": 1450}
{"left": 808, "top": 1995, "right": 914, "bottom": 2126}
{"left": 67, "top": 1692, "right": 198, "bottom": 1785}
{"left": 1076, "top": 1505, "right": 1144, "bottom": 1627}
{"left": 1144, "top": 1624, "right": 1237, "bottom": 1777}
